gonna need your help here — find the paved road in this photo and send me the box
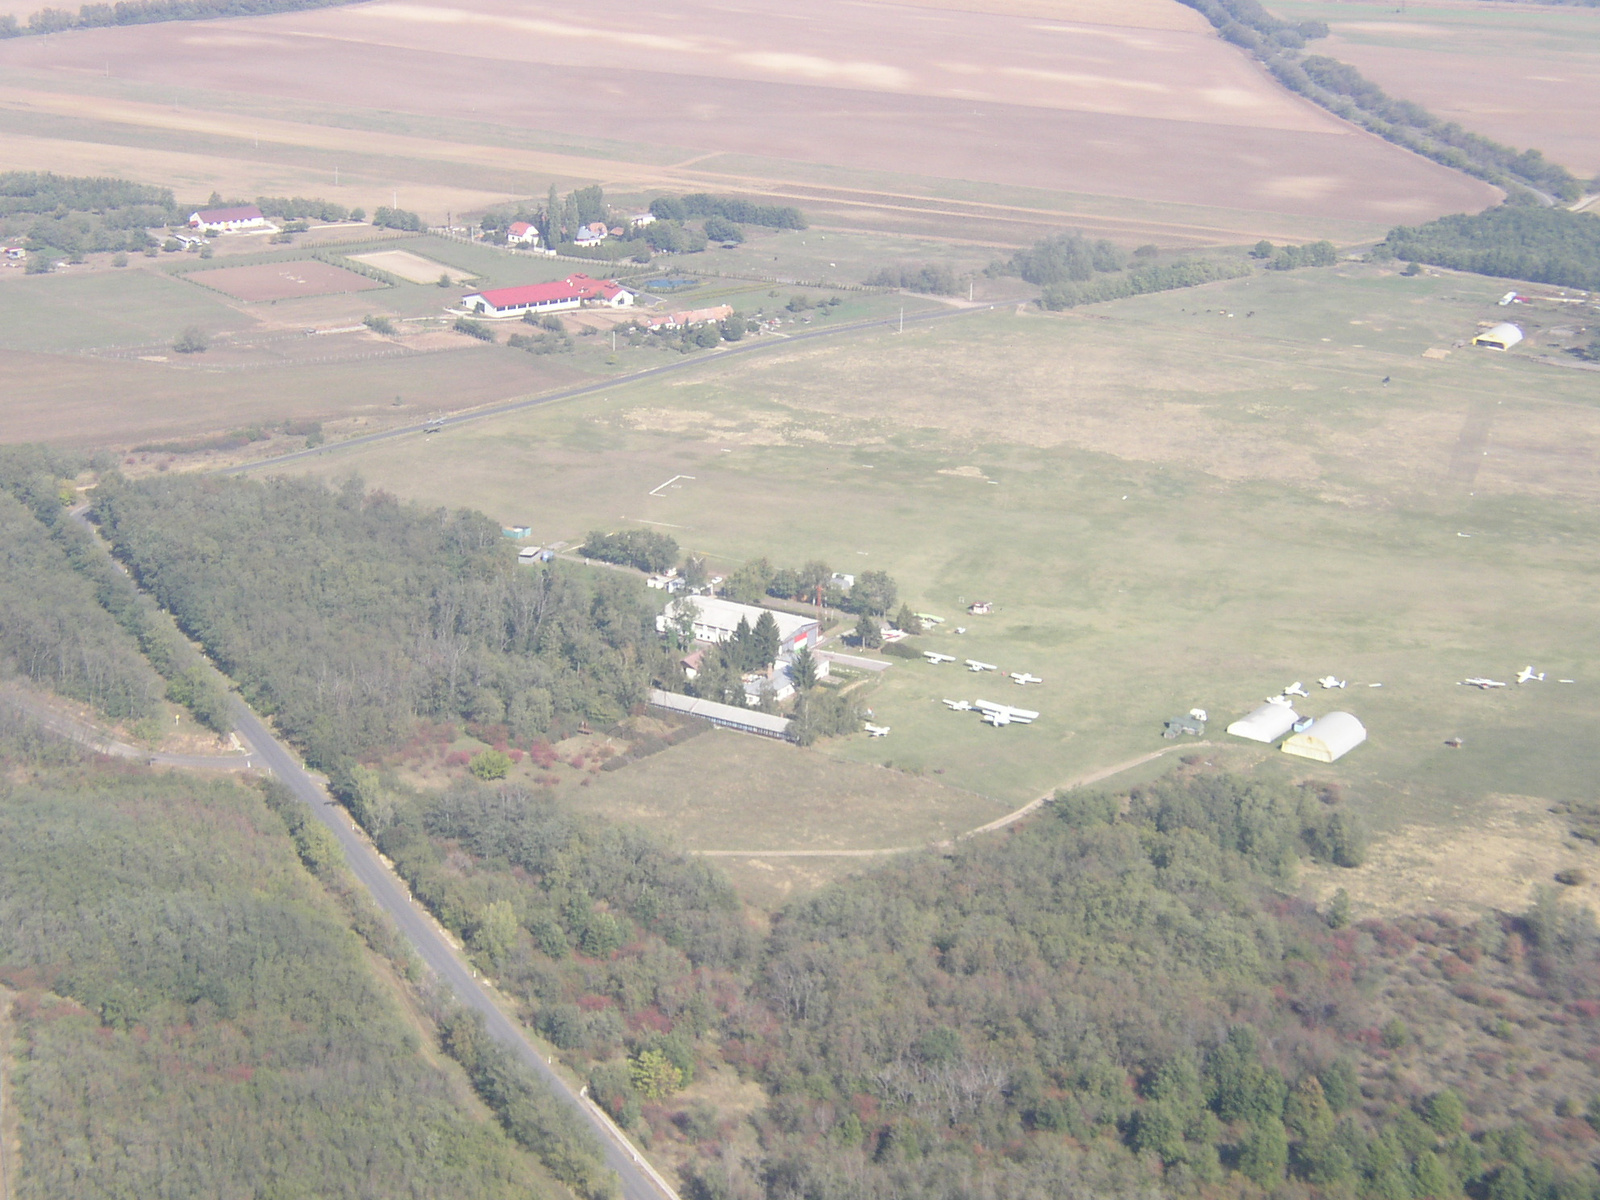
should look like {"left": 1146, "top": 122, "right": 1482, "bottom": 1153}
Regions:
{"left": 222, "top": 303, "right": 992, "bottom": 477}
{"left": 228, "top": 699, "right": 676, "bottom": 1200}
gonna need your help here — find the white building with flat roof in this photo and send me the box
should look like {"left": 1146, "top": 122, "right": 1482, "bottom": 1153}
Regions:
{"left": 657, "top": 596, "right": 819, "bottom": 654}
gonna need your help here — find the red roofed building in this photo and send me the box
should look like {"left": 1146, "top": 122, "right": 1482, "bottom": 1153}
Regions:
{"left": 460, "top": 273, "right": 635, "bottom": 316}
{"left": 506, "top": 221, "right": 541, "bottom": 247}
{"left": 188, "top": 205, "right": 266, "bottom": 232}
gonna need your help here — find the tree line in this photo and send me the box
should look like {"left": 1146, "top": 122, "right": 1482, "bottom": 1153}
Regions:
{"left": 1039, "top": 257, "right": 1253, "bottom": 309}
{"left": 1375, "top": 206, "right": 1600, "bottom": 290}
{"left": 1173, "top": 0, "right": 1589, "bottom": 200}
{"left": 0, "top": 0, "right": 356, "bottom": 37}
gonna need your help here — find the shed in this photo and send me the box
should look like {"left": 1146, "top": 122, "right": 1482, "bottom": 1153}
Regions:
{"left": 1281, "top": 711, "right": 1366, "bottom": 762}
{"left": 1226, "top": 703, "right": 1299, "bottom": 743}
{"left": 1473, "top": 323, "right": 1523, "bottom": 351}
{"left": 648, "top": 688, "right": 792, "bottom": 740}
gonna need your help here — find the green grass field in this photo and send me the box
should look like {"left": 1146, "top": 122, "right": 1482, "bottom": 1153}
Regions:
{"left": 264, "top": 262, "right": 1600, "bottom": 907}
{"left": 0, "top": 266, "right": 252, "bottom": 352}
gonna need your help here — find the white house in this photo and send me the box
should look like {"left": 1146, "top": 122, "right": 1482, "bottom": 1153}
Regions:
{"left": 657, "top": 596, "right": 819, "bottom": 655}
{"left": 573, "top": 221, "right": 609, "bottom": 247}
{"left": 506, "top": 221, "right": 541, "bottom": 247}
{"left": 188, "top": 205, "right": 267, "bottom": 233}
{"left": 629, "top": 212, "right": 656, "bottom": 228}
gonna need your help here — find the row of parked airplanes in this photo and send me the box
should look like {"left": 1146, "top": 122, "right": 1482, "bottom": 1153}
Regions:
{"left": 1462, "top": 667, "right": 1568, "bottom": 689}
{"left": 922, "top": 650, "right": 1042, "bottom": 685}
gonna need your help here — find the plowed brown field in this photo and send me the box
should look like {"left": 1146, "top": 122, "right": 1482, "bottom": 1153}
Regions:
{"left": 0, "top": 0, "right": 1497, "bottom": 242}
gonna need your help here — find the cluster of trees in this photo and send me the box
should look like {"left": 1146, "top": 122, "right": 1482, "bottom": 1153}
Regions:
{"left": 650, "top": 193, "right": 808, "bottom": 230}
{"left": 1173, "top": 0, "right": 1585, "bottom": 200}
{"left": 348, "top": 761, "right": 1600, "bottom": 1200}
{"left": 91, "top": 473, "right": 668, "bottom": 768}
{"left": 0, "top": 171, "right": 179, "bottom": 258}
{"left": 1039, "top": 257, "right": 1253, "bottom": 309}
{"left": 865, "top": 263, "right": 961, "bottom": 295}
{"left": 255, "top": 194, "right": 362, "bottom": 222}
{"left": 1375, "top": 206, "right": 1600, "bottom": 290}
{"left": 1253, "top": 238, "right": 1340, "bottom": 270}
{"left": 716, "top": 557, "right": 897, "bottom": 615}
{"left": 996, "top": 231, "right": 1126, "bottom": 285}
{"left": 0, "top": 0, "right": 355, "bottom": 36}
{"left": 0, "top": 447, "right": 231, "bottom": 730}
{"left": 373, "top": 204, "right": 424, "bottom": 231}
{"left": 580, "top": 528, "right": 679, "bottom": 573}
{"left": 0, "top": 757, "right": 559, "bottom": 1199}
{"left": 508, "top": 328, "right": 575, "bottom": 354}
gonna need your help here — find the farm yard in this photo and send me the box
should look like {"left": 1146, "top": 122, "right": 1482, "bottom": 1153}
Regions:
{"left": 1269, "top": 0, "right": 1600, "bottom": 179}
{"left": 288, "top": 261, "right": 1600, "bottom": 914}
{"left": 346, "top": 248, "right": 475, "bottom": 285}
{"left": 0, "top": 0, "right": 1497, "bottom": 250}
{"left": 185, "top": 259, "right": 389, "bottom": 301}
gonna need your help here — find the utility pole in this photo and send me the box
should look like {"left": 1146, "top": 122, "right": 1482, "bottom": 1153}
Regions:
{"left": 898, "top": 306, "right": 904, "bottom": 333}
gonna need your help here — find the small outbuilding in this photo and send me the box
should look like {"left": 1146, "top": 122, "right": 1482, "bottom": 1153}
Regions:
{"left": 1473, "top": 323, "right": 1523, "bottom": 351}
{"left": 1281, "top": 711, "right": 1366, "bottom": 762}
{"left": 1226, "top": 703, "right": 1299, "bottom": 744}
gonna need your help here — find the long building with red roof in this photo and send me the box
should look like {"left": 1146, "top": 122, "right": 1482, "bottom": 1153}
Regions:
{"left": 460, "top": 273, "right": 634, "bottom": 316}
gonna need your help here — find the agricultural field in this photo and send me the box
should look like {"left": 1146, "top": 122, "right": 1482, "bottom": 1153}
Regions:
{"left": 347, "top": 247, "right": 476, "bottom": 284}
{"left": 288, "top": 262, "right": 1600, "bottom": 916}
{"left": 0, "top": 0, "right": 1496, "bottom": 251}
{"left": 1269, "top": 0, "right": 1600, "bottom": 179}
{"left": 184, "top": 258, "right": 388, "bottom": 301}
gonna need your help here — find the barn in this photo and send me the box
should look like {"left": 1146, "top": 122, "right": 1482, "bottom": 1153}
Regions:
{"left": 189, "top": 205, "right": 267, "bottom": 232}
{"left": 657, "top": 596, "right": 819, "bottom": 654}
{"left": 1473, "top": 323, "right": 1523, "bottom": 351}
{"left": 1281, "top": 711, "right": 1367, "bottom": 762}
{"left": 1226, "top": 702, "right": 1299, "bottom": 744}
{"left": 460, "top": 274, "right": 634, "bottom": 316}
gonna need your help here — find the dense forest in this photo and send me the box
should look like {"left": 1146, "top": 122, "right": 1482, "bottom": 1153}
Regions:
{"left": 1175, "top": 0, "right": 1587, "bottom": 199}
{"left": 0, "top": 171, "right": 180, "bottom": 258}
{"left": 91, "top": 473, "right": 668, "bottom": 770}
{"left": 0, "top": 713, "right": 561, "bottom": 1200}
{"left": 340, "top": 764, "right": 1600, "bottom": 1200}
{"left": 1376, "top": 206, "right": 1600, "bottom": 290}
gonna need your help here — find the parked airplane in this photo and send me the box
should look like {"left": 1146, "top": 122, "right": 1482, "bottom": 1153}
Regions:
{"left": 923, "top": 651, "right": 958, "bottom": 664}
{"left": 864, "top": 723, "right": 891, "bottom": 737}
{"left": 966, "top": 659, "right": 998, "bottom": 672}
{"left": 1317, "top": 676, "right": 1347, "bottom": 689}
{"left": 1010, "top": 672, "right": 1043, "bottom": 685}
{"left": 982, "top": 709, "right": 1012, "bottom": 726}
{"left": 1283, "top": 681, "right": 1309, "bottom": 698}
{"left": 974, "top": 699, "right": 1038, "bottom": 724}
{"left": 942, "top": 699, "right": 973, "bottom": 711}
{"left": 1462, "top": 677, "right": 1507, "bottom": 689}
{"left": 1266, "top": 694, "right": 1294, "bottom": 707}
{"left": 1516, "top": 666, "right": 1545, "bottom": 684}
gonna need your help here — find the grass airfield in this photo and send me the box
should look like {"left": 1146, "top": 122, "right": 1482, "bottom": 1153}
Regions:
{"left": 275, "top": 262, "right": 1600, "bottom": 912}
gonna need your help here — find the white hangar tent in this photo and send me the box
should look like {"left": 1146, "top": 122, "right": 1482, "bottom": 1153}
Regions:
{"left": 1281, "top": 711, "right": 1367, "bottom": 763}
{"left": 1473, "top": 323, "right": 1523, "bottom": 351}
{"left": 1226, "top": 703, "right": 1300, "bottom": 744}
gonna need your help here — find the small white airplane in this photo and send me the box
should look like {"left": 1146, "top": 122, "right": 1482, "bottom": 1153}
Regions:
{"left": 1317, "top": 676, "right": 1347, "bottom": 689}
{"left": 864, "top": 722, "right": 891, "bottom": 737}
{"left": 1283, "top": 681, "right": 1309, "bottom": 698}
{"left": 1010, "top": 672, "right": 1043, "bottom": 685}
{"left": 966, "top": 659, "right": 998, "bottom": 672}
{"left": 953, "top": 627, "right": 967, "bottom": 635}
{"left": 974, "top": 699, "right": 1038, "bottom": 725}
{"left": 916, "top": 613, "right": 946, "bottom": 625}
{"left": 923, "top": 651, "right": 958, "bottom": 664}
{"left": 1462, "top": 677, "right": 1507, "bottom": 689}
{"left": 1516, "top": 666, "right": 1545, "bottom": 684}
{"left": 942, "top": 699, "right": 973, "bottom": 711}
{"left": 1266, "top": 694, "right": 1295, "bottom": 707}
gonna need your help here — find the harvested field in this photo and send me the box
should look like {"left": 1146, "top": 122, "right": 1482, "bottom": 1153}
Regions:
{"left": 1272, "top": 0, "right": 1600, "bottom": 177}
{"left": 346, "top": 249, "right": 474, "bottom": 285}
{"left": 186, "top": 260, "right": 388, "bottom": 302}
{"left": 0, "top": 0, "right": 1496, "bottom": 245}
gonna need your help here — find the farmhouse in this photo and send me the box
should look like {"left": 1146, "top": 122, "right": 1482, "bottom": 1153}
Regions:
{"left": 506, "top": 221, "right": 541, "bottom": 247}
{"left": 1226, "top": 703, "right": 1299, "bottom": 744}
{"left": 573, "top": 221, "right": 609, "bottom": 247}
{"left": 640, "top": 304, "right": 733, "bottom": 331}
{"left": 1473, "top": 323, "right": 1523, "bottom": 350}
{"left": 629, "top": 212, "right": 655, "bottom": 227}
{"left": 460, "top": 274, "right": 634, "bottom": 316}
{"left": 657, "top": 596, "right": 819, "bottom": 654}
{"left": 189, "top": 205, "right": 267, "bottom": 232}
{"left": 1281, "top": 711, "right": 1367, "bottom": 762}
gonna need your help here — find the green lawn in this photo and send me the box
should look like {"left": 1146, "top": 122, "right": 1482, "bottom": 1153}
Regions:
{"left": 0, "top": 266, "right": 252, "bottom": 352}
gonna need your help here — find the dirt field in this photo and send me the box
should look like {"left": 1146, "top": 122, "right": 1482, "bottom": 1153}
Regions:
{"left": 0, "top": 0, "right": 1496, "bottom": 247}
{"left": 186, "top": 259, "right": 388, "bottom": 301}
{"left": 1271, "top": 0, "right": 1600, "bottom": 178}
{"left": 347, "top": 249, "right": 474, "bottom": 284}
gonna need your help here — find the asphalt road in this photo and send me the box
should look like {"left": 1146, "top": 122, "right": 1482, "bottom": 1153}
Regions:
{"left": 223, "top": 302, "right": 992, "bottom": 476}
{"left": 228, "top": 699, "right": 676, "bottom": 1200}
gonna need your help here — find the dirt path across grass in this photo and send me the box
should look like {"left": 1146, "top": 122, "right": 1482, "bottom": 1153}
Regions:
{"left": 698, "top": 741, "right": 1208, "bottom": 856}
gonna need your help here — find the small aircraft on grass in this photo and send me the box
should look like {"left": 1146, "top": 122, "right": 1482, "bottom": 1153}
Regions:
{"left": 1317, "top": 676, "right": 1347, "bottom": 689}
{"left": 942, "top": 699, "right": 973, "bottom": 711}
{"left": 1461, "top": 677, "right": 1507, "bottom": 689}
{"left": 974, "top": 699, "right": 1039, "bottom": 726}
{"left": 1516, "top": 666, "right": 1545, "bottom": 684}
{"left": 1010, "top": 672, "right": 1043, "bottom": 685}
{"left": 965, "top": 659, "right": 998, "bottom": 672}
{"left": 923, "top": 651, "right": 958, "bottom": 664}
{"left": 864, "top": 722, "right": 891, "bottom": 737}
{"left": 1283, "top": 681, "right": 1309, "bottom": 698}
